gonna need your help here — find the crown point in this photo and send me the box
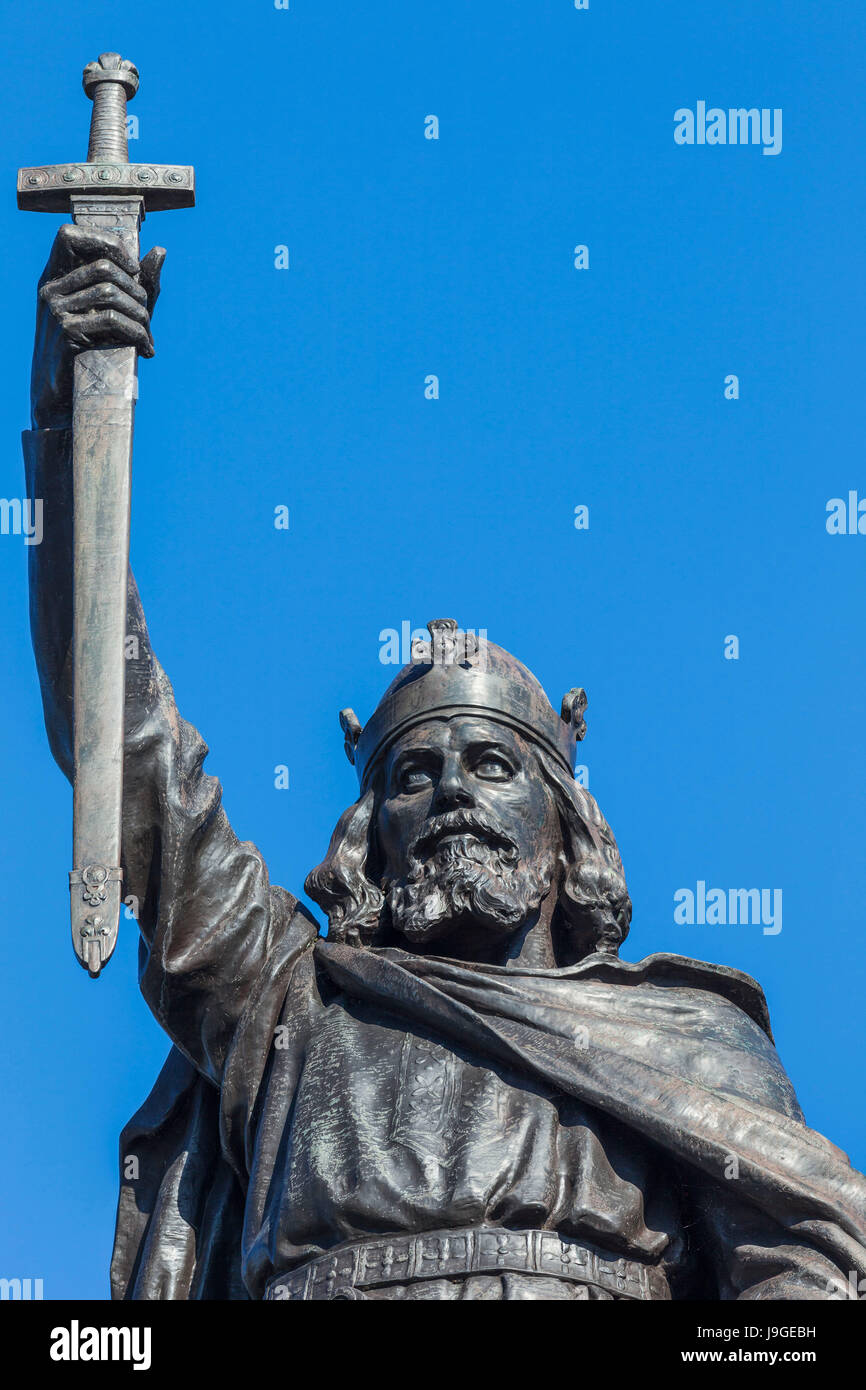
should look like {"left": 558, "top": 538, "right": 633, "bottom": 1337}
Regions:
{"left": 427, "top": 618, "right": 458, "bottom": 638}
{"left": 339, "top": 708, "right": 362, "bottom": 765}
{"left": 561, "top": 687, "right": 588, "bottom": 741}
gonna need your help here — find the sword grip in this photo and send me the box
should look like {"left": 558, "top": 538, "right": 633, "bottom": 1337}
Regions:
{"left": 83, "top": 52, "right": 139, "bottom": 164}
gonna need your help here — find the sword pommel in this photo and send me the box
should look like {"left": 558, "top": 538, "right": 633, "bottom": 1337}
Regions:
{"left": 83, "top": 53, "right": 140, "bottom": 164}
{"left": 83, "top": 51, "right": 139, "bottom": 99}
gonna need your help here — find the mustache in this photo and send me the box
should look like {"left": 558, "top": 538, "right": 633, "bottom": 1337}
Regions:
{"left": 409, "top": 809, "right": 519, "bottom": 864}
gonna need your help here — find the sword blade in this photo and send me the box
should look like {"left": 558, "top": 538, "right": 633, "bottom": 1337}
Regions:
{"left": 69, "top": 196, "right": 141, "bottom": 974}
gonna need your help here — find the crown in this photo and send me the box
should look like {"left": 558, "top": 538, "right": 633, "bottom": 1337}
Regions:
{"left": 340, "top": 619, "right": 587, "bottom": 789}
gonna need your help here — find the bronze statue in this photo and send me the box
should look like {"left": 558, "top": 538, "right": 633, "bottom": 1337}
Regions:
{"left": 22, "top": 56, "right": 866, "bottom": 1302}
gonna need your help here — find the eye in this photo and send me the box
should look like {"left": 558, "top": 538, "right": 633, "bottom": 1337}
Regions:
{"left": 399, "top": 765, "right": 433, "bottom": 793}
{"left": 472, "top": 753, "right": 514, "bottom": 781}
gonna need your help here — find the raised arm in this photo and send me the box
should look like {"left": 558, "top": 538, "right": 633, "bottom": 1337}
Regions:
{"left": 26, "top": 225, "right": 315, "bottom": 1084}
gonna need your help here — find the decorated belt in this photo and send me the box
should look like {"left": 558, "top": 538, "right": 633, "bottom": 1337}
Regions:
{"left": 264, "top": 1226, "right": 671, "bottom": 1301}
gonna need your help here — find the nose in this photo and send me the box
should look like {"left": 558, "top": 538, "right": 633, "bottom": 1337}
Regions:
{"left": 431, "top": 753, "right": 474, "bottom": 812}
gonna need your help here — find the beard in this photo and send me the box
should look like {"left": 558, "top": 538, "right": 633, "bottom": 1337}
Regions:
{"left": 384, "top": 809, "right": 558, "bottom": 945}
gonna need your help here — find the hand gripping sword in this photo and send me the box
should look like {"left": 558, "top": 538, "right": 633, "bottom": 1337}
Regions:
{"left": 18, "top": 53, "right": 195, "bottom": 974}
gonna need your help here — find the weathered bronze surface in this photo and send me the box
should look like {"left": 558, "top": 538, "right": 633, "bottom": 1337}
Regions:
{"left": 23, "top": 56, "right": 866, "bottom": 1302}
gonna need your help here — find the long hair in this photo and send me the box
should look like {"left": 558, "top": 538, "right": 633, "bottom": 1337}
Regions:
{"left": 304, "top": 789, "right": 384, "bottom": 948}
{"left": 533, "top": 747, "right": 632, "bottom": 960}
{"left": 305, "top": 745, "right": 632, "bottom": 960}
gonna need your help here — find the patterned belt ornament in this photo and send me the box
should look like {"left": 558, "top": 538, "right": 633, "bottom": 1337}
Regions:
{"left": 264, "top": 1226, "right": 670, "bottom": 1301}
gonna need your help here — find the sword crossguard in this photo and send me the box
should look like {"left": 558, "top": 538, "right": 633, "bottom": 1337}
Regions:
{"left": 17, "top": 50, "right": 194, "bottom": 215}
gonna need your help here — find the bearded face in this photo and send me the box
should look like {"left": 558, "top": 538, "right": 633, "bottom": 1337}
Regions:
{"left": 375, "top": 717, "right": 563, "bottom": 948}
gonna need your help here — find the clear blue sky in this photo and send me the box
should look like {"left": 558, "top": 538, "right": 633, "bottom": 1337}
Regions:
{"left": 1, "top": 1, "right": 864, "bottom": 1299}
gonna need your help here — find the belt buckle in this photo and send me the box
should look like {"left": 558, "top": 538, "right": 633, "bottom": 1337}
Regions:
{"left": 329, "top": 1285, "right": 368, "bottom": 1301}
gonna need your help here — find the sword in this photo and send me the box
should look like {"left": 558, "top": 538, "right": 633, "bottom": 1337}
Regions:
{"left": 18, "top": 53, "right": 195, "bottom": 974}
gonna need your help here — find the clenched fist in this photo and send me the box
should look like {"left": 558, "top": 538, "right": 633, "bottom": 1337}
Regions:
{"left": 31, "top": 224, "right": 165, "bottom": 430}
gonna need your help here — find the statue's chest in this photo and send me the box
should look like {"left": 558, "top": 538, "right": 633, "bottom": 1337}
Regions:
{"left": 299, "top": 1000, "right": 537, "bottom": 1174}
{"left": 281, "top": 995, "right": 665, "bottom": 1253}
{"left": 388, "top": 1024, "right": 505, "bottom": 1159}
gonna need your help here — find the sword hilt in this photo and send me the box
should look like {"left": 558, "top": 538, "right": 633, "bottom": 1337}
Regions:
{"left": 83, "top": 53, "right": 139, "bottom": 164}
{"left": 17, "top": 50, "right": 193, "bottom": 215}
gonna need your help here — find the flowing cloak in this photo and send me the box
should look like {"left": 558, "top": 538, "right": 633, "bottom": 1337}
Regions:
{"left": 110, "top": 931, "right": 866, "bottom": 1300}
